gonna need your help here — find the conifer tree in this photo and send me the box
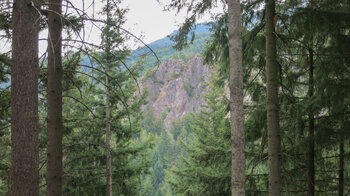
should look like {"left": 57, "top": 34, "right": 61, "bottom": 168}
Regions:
{"left": 59, "top": 2, "right": 152, "bottom": 193}
{"left": 272, "top": 1, "right": 350, "bottom": 194}
{"left": 102, "top": 0, "right": 113, "bottom": 194}
{"left": 169, "top": 71, "right": 231, "bottom": 195}
{"left": 61, "top": 52, "right": 151, "bottom": 194}
{"left": 165, "top": 1, "right": 246, "bottom": 194}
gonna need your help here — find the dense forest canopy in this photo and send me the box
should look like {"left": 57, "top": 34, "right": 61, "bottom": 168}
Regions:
{"left": 0, "top": 0, "right": 349, "bottom": 195}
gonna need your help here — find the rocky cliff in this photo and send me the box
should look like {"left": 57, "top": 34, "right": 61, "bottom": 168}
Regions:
{"left": 142, "top": 56, "right": 210, "bottom": 130}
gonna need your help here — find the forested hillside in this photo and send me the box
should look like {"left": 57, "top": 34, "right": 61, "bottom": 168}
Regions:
{"left": 139, "top": 56, "right": 211, "bottom": 195}
{"left": 0, "top": 0, "right": 350, "bottom": 196}
{"left": 126, "top": 23, "right": 211, "bottom": 70}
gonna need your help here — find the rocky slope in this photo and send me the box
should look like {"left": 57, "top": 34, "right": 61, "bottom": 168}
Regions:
{"left": 142, "top": 56, "right": 210, "bottom": 130}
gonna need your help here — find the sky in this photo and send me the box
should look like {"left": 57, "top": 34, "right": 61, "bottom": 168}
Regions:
{"left": 91, "top": 0, "right": 224, "bottom": 49}
{"left": 49, "top": 0, "right": 190, "bottom": 54}
{"left": 122, "top": 0, "right": 188, "bottom": 45}
{"left": 2, "top": 0, "right": 185, "bottom": 54}
{"left": 0, "top": 0, "right": 224, "bottom": 54}
{"left": 123, "top": 0, "right": 225, "bottom": 46}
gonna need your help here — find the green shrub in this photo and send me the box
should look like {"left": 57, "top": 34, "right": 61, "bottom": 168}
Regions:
{"left": 183, "top": 81, "right": 194, "bottom": 97}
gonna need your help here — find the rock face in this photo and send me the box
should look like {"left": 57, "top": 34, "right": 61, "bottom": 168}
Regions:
{"left": 142, "top": 56, "right": 210, "bottom": 130}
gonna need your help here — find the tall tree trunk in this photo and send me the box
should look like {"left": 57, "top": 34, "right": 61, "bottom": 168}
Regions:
{"left": 11, "top": 0, "right": 40, "bottom": 195}
{"left": 265, "top": 0, "right": 281, "bottom": 195}
{"left": 227, "top": 0, "right": 245, "bottom": 195}
{"left": 106, "top": 65, "right": 112, "bottom": 196}
{"left": 307, "top": 49, "right": 315, "bottom": 196}
{"left": 339, "top": 132, "right": 344, "bottom": 196}
{"left": 46, "top": 0, "right": 63, "bottom": 195}
{"left": 105, "top": 1, "right": 113, "bottom": 195}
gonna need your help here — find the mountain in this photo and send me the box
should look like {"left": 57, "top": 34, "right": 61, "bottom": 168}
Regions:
{"left": 142, "top": 56, "right": 210, "bottom": 130}
{"left": 142, "top": 23, "right": 211, "bottom": 52}
{"left": 137, "top": 24, "right": 213, "bottom": 195}
{"left": 126, "top": 23, "right": 212, "bottom": 71}
{"left": 76, "top": 23, "right": 213, "bottom": 130}
{"left": 136, "top": 23, "right": 213, "bottom": 130}
{"left": 78, "top": 23, "right": 212, "bottom": 75}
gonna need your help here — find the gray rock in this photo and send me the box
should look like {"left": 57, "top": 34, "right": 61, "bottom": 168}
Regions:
{"left": 142, "top": 56, "right": 210, "bottom": 130}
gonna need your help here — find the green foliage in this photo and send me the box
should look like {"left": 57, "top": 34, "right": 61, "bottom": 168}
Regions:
{"left": 152, "top": 94, "right": 157, "bottom": 102}
{"left": 143, "top": 109, "right": 165, "bottom": 135}
{"left": 166, "top": 1, "right": 350, "bottom": 194}
{"left": 59, "top": 53, "right": 153, "bottom": 195}
{"left": 0, "top": 53, "right": 10, "bottom": 195}
{"left": 170, "top": 121, "right": 182, "bottom": 141}
{"left": 142, "top": 67, "right": 156, "bottom": 82}
{"left": 127, "top": 32, "right": 211, "bottom": 72}
{"left": 0, "top": 11, "right": 11, "bottom": 38}
{"left": 1, "top": 1, "right": 350, "bottom": 194}
{"left": 140, "top": 111, "right": 175, "bottom": 195}
{"left": 183, "top": 81, "right": 194, "bottom": 97}
{"left": 143, "top": 67, "right": 164, "bottom": 84}
{"left": 152, "top": 132, "right": 172, "bottom": 190}
{"left": 169, "top": 72, "right": 181, "bottom": 79}
{"left": 169, "top": 71, "right": 231, "bottom": 195}
{"left": 0, "top": 54, "right": 10, "bottom": 82}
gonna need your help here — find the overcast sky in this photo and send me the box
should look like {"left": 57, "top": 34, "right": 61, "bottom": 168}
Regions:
{"left": 125, "top": 0, "right": 225, "bottom": 44}
{"left": 122, "top": 0, "right": 187, "bottom": 45}
{"left": 1, "top": 0, "right": 224, "bottom": 54}
{"left": 78, "top": 0, "right": 223, "bottom": 50}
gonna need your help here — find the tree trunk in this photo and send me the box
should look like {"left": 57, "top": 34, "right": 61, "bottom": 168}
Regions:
{"left": 11, "top": 0, "right": 40, "bottom": 195}
{"left": 105, "top": 1, "right": 113, "bottom": 195}
{"left": 265, "top": 0, "right": 281, "bottom": 195}
{"left": 106, "top": 65, "right": 112, "bottom": 196}
{"left": 307, "top": 49, "right": 315, "bottom": 196}
{"left": 338, "top": 131, "right": 344, "bottom": 196}
{"left": 46, "top": 0, "right": 63, "bottom": 195}
{"left": 227, "top": 0, "right": 245, "bottom": 195}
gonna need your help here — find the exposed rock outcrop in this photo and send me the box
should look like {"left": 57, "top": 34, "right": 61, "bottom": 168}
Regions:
{"left": 142, "top": 56, "right": 210, "bottom": 130}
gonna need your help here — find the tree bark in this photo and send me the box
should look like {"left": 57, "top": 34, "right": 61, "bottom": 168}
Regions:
{"left": 46, "top": 0, "right": 63, "bottom": 195}
{"left": 11, "top": 0, "right": 40, "bottom": 195}
{"left": 265, "top": 0, "right": 281, "bottom": 195}
{"left": 227, "top": 0, "right": 245, "bottom": 195}
{"left": 307, "top": 49, "right": 315, "bottom": 196}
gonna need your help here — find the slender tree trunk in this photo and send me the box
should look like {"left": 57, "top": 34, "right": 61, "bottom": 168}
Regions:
{"left": 106, "top": 65, "right": 112, "bottom": 196}
{"left": 227, "top": 0, "right": 245, "bottom": 195}
{"left": 306, "top": 3, "right": 315, "bottom": 194}
{"left": 105, "top": 1, "right": 113, "bottom": 195}
{"left": 307, "top": 49, "right": 315, "bottom": 196}
{"left": 339, "top": 132, "right": 344, "bottom": 196}
{"left": 265, "top": 0, "right": 281, "bottom": 195}
{"left": 11, "top": 0, "right": 40, "bottom": 195}
{"left": 46, "top": 0, "right": 63, "bottom": 195}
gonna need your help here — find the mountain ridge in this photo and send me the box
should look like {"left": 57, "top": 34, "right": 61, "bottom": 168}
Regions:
{"left": 127, "top": 23, "right": 212, "bottom": 70}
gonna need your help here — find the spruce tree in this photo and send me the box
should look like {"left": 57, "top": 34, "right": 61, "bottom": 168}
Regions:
{"left": 102, "top": 0, "right": 114, "bottom": 194}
